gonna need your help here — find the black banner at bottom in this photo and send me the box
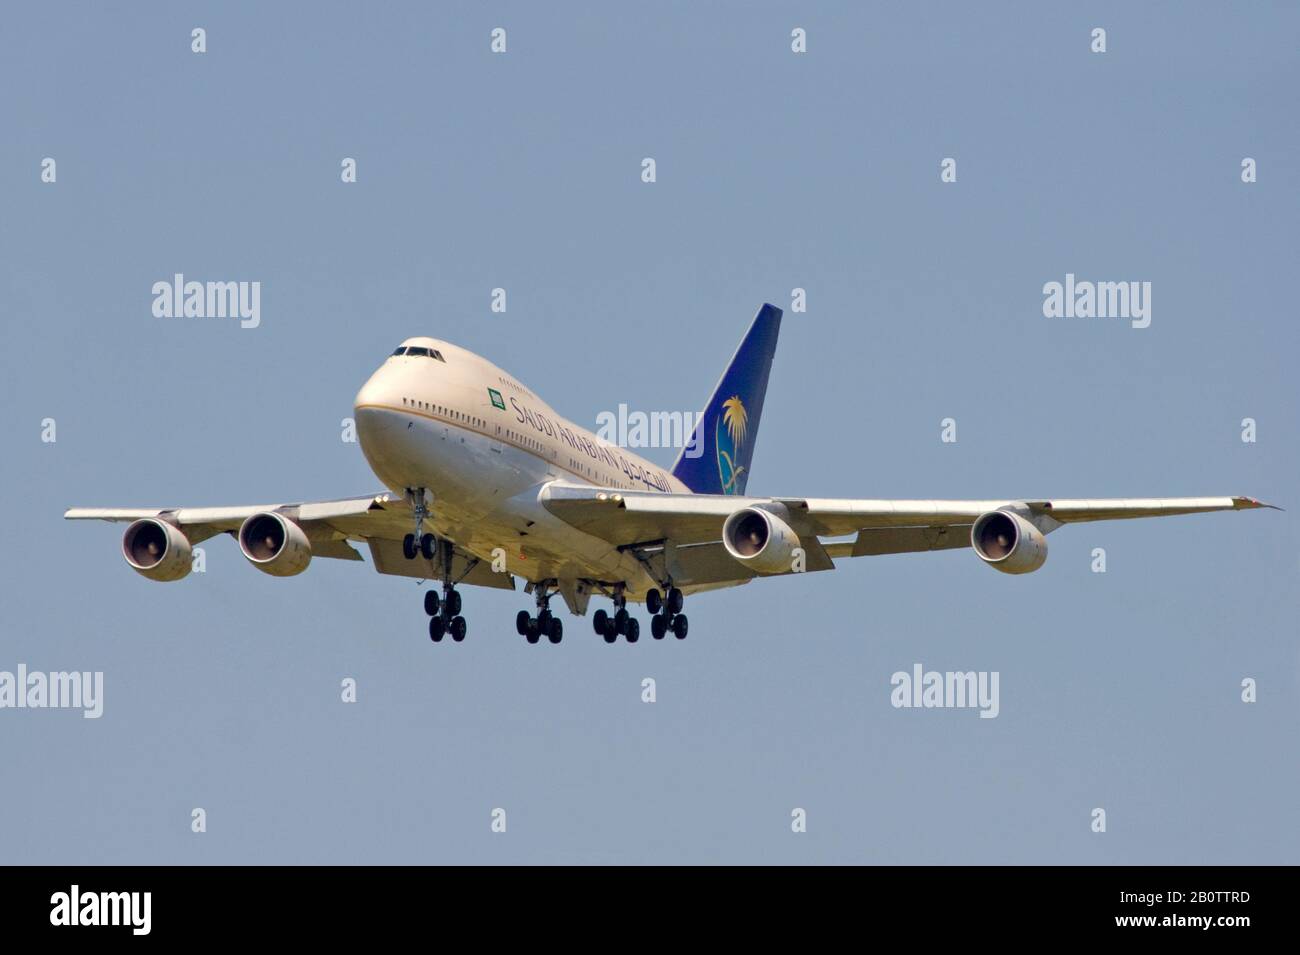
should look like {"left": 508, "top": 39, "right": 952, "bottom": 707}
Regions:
{"left": 0, "top": 865, "right": 1282, "bottom": 940}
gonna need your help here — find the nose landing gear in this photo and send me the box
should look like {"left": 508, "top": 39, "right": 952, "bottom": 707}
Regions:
{"left": 402, "top": 487, "right": 437, "bottom": 560}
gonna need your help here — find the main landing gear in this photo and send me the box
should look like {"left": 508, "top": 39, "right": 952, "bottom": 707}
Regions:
{"left": 591, "top": 582, "right": 684, "bottom": 644}
{"left": 425, "top": 585, "right": 465, "bottom": 643}
{"left": 517, "top": 582, "right": 563, "bottom": 645}
{"left": 645, "top": 586, "right": 688, "bottom": 641}
{"left": 422, "top": 536, "right": 467, "bottom": 644}
{"left": 592, "top": 586, "right": 639, "bottom": 643}
{"left": 399, "top": 488, "right": 468, "bottom": 644}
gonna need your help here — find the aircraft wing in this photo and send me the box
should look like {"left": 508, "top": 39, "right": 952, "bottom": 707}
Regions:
{"left": 539, "top": 482, "right": 1274, "bottom": 585}
{"left": 64, "top": 493, "right": 514, "bottom": 589}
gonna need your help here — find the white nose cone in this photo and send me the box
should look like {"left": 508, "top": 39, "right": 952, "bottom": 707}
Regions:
{"left": 354, "top": 368, "right": 388, "bottom": 412}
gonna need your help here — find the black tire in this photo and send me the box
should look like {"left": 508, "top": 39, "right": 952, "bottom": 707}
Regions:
{"left": 537, "top": 609, "right": 552, "bottom": 634}
{"left": 667, "top": 587, "right": 684, "bottom": 615}
{"left": 450, "top": 616, "right": 467, "bottom": 642}
{"left": 547, "top": 617, "right": 563, "bottom": 644}
{"left": 428, "top": 616, "right": 446, "bottom": 642}
{"left": 420, "top": 533, "right": 436, "bottom": 560}
{"left": 424, "top": 591, "right": 440, "bottom": 616}
{"left": 516, "top": 610, "right": 531, "bottom": 636}
{"left": 626, "top": 618, "right": 640, "bottom": 643}
{"left": 651, "top": 614, "right": 667, "bottom": 640}
{"left": 526, "top": 621, "right": 541, "bottom": 644}
{"left": 592, "top": 609, "right": 608, "bottom": 635}
{"left": 446, "top": 589, "right": 462, "bottom": 616}
{"left": 672, "top": 614, "right": 688, "bottom": 640}
{"left": 602, "top": 620, "right": 617, "bottom": 644}
{"left": 614, "top": 608, "right": 629, "bottom": 635}
{"left": 646, "top": 588, "right": 662, "bottom": 614}
{"left": 402, "top": 534, "right": 418, "bottom": 560}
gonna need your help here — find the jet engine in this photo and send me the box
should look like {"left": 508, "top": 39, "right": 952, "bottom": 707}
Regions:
{"left": 238, "top": 512, "right": 312, "bottom": 577}
{"left": 722, "top": 506, "right": 802, "bottom": 575}
{"left": 970, "top": 509, "right": 1048, "bottom": 575}
{"left": 121, "top": 518, "right": 193, "bottom": 582}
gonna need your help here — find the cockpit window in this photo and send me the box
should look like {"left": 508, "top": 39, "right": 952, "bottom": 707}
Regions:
{"left": 393, "top": 346, "right": 447, "bottom": 362}
{"left": 392, "top": 345, "right": 446, "bottom": 361}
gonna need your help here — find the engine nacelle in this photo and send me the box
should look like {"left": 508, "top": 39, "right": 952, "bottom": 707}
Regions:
{"left": 238, "top": 512, "right": 312, "bottom": 577}
{"left": 970, "top": 510, "right": 1048, "bottom": 575}
{"left": 722, "top": 506, "right": 802, "bottom": 575}
{"left": 122, "top": 518, "right": 193, "bottom": 582}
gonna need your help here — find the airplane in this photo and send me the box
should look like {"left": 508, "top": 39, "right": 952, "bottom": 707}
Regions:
{"left": 66, "top": 304, "right": 1275, "bottom": 645}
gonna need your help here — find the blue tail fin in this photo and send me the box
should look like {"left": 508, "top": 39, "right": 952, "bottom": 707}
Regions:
{"left": 672, "top": 304, "right": 782, "bottom": 496}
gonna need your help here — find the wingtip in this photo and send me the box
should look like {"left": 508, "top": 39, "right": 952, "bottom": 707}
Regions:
{"left": 1233, "top": 496, "right": 1282, "bottom": 511}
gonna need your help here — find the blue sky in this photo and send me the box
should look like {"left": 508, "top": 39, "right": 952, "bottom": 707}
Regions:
{"left": 1, "top": 1, "right": 1296, "bottom": 864}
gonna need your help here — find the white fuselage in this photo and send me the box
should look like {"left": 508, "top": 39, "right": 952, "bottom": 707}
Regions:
{"left": 352, "top": 337, "right": 692, "bottom": 592}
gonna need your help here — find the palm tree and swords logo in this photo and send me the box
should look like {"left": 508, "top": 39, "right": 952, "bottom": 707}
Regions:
{"left": 716, "top": 395, "right": 748, "bottom": 495}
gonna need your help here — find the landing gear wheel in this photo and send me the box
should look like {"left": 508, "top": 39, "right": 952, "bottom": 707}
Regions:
{"left": 420, "top": 533, "right": 436, "bottom": 560}
{"left": 537, "top": 609, "right": 553, "bottom": 635}
{"left": 424, "top": 591, "right": 441, "bottom": 616}
{"left": 602, "top": 620, "right": 617, "bottom": 644}
{"left": 667, "top": 587, "right": 684, "bottom": 614}
{"left": 516, "top": 610, "right": 531, "bottom": 636}
{"left": 402, "top": 534, "right": 418, "bottom": 560}
{"left": 446, "top": 590, "right": 462, "bottom": 616}
{"left": 672, "top": 614, "right": 688, "bottom": 640}
{"left": 450, "top": 616, "right": 467, "bottom": 642}
{"left": 614, "top": 608, "right": 629, "bottom": 635}
{"left": 593, "top": 609, "right": 609, "bottom": 635}
{"left": 651, "top": 614, "right": 667, "bottom": 640}
{"left": 526, "top": 621, "right": 541, "bottom": 644}
{"left": 646, "top": 588, "right": 662, "bottom": 614}
{"left": 547, "top": 617, "right": 563, "bottom": 644}
{"left": 626, "top": 618, "right": 640, "bottom": 642}
{"left": 428, "top": 616, "right": 446, "bottom": 642}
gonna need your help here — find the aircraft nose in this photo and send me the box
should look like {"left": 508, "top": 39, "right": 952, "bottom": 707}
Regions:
{"left": 353, "top": 367, "right": 400, "bottom": 458}
{"left": 353, "top": 367, "right": 414, "bottom": 487}
{"left": 353, "top": 367, "right": 388, "bottom": 412}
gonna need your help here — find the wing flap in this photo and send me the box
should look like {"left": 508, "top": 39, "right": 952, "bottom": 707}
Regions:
{"left": 367, "top": 539, "right": 515, "bottom": 589}
{"left": 540, "top": 482, "right": 751, "bottom": 547}
{"left": 850, "top": 525, "right": 973, "bottom": 556}
{"left": 310, "top": 538, "right": 365, "bottom": 561}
